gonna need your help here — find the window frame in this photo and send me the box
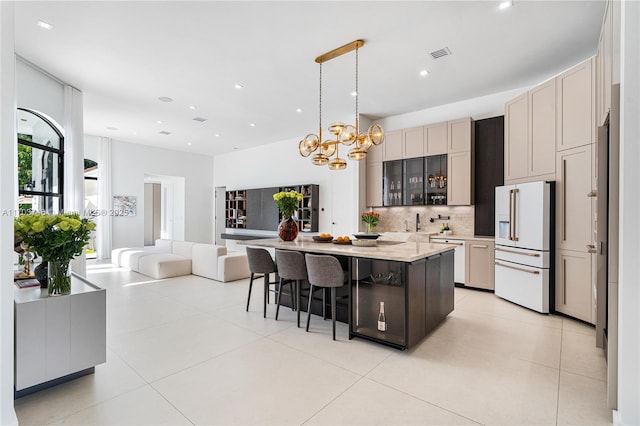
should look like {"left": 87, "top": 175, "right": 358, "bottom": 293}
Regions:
{"left": 17, "top": 108, "right": 64, "bottom": 213}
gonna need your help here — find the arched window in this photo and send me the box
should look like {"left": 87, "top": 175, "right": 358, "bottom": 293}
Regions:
{"left": 17, "top": 108, "right": 64, "bottom": 213}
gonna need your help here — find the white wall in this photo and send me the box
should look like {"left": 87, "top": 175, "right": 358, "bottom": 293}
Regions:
{"left": 107, "top": 138, "right": 213, "bottom": 249}
{"left": 374, "top": 86, "right": 530, "bottom": 131}
{"left": 0, "top": 3, "right": 18, "bottom": 423}
{"left": 213, "top": 137, "right": 361, "bottom": 238}
{"left": 16, "top": 58, "right": 64, "bottom": 127}
{"left": 616, "top": 1, "right": 640, "bottom": 424}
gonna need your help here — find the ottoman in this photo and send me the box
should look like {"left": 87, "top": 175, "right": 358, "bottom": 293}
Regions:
{"left": 138, "top": 253, "right": 192, "bottom": 279}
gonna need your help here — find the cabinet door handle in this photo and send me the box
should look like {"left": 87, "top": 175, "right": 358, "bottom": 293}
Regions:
{"left": 495, "top": 261, "right": 540, "bottom": 275}
{"left": 587, "top": 190, "right": 597, "bottom": 197}
{"left": 471, "top": 244, "right": 488, "bottom": 248}
{"left": 495, "top": 247, "right": 541, "bottom": 257}
{"left": 587, "top": 244, "right": 597, "bottom": 254}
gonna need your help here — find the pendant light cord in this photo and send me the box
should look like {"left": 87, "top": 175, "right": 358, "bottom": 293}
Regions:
{"left": 319, "top": 62, "right": 323, "bottom": 143}
{"left": 355, "top": 46, "right": 359, "bottom": 135}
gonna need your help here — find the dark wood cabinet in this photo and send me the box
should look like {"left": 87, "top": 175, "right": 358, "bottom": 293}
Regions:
{"left": 226, "top": 184, "right": 318, "bottom": 232}
{"left": 474, "top": 116, "right": 504, "bottom": 236}
{"left": 350, "top": 250, "right": 454, "bottom": 350}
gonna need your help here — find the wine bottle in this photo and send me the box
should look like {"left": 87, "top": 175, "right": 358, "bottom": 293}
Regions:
{"left": 377, "top": 301, "right": 387, "bottom": 332}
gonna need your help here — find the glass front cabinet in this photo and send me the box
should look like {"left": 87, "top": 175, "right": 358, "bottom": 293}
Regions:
{"left": 382, "top": 154, "right": 447, "bottom": 206}
{"left": 383, "top": 160, "right": 403, "bottom": 206}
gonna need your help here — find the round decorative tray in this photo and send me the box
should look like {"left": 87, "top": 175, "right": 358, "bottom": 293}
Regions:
{"left": 351, "top": 239, "right": 377, "bottom": 247}
{"left": 332, "top": 240, "right": 352, "bottom": 245}
{"left": 353, "top": 233, "right": 380, "bottom": 240}
{"left": 312, "top": 236, "right": 333, "bottom": 243}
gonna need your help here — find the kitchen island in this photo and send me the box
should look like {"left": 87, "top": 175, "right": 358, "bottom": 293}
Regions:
{"left": 242, "top": 237, "right": 456, "bottom": 349}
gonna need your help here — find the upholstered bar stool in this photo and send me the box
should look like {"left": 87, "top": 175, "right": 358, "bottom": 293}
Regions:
{"left": 274, "top": 249, "right": 307, "bottom": 327}
{"left": 245, "top": 247, "right": 279, "bottom": 318}
{"left": 304, "top": 253, "right": 346, "bottom": 340}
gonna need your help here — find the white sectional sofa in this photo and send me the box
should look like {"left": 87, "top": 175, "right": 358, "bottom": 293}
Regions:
{"left": 111, "top": 239, "right": 250, "bottom": 282}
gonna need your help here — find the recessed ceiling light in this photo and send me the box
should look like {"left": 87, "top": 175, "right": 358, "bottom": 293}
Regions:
{"left": 156, "top": 120, "right": 163, "bottom": 124}
{"left": 499, "top": 1, "right": 512, "bottom": 9}
{"left": 37, "top": 20, "right": 53, "bottom": 30}
{"left": 351, "top": 91, "right": 358, "bottom": 97}
{"left": 234, "top": 84, "right": 244, "bottom": 89}
{"left": 159, "top": 130, "right": 172, "bottom": 135}
{"left": 296, "top": 108, "right": 303, "bottom": 113}
{"left": 193, "top": 117, "right": 208, "bottom": 122}
{"left": 187, "top": 142, "right": 192, "bottom": 146}
{"left": 158, "top": 96, "right": 173, "bottom": 102}
{"left": 132, "top": 131, "right": 137, "bottom": 135}
{"left": 215, "top": 133, "right": 220, "bottom": 137}
{"left": 188, "top": 105, "right": 197, "bottom": 110}
{"left": 249, "top": 123, "right": 256, "bottom": 127}
{"left": 420, "top": 70, "right": 430, "bottom": 76}
{"left": 106, "top": 126, "right": 118, "bottom": 131}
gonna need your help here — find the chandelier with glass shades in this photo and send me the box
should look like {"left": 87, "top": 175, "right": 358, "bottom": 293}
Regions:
{"left": 298, "top": 40, "right": 384, "bottom": 170}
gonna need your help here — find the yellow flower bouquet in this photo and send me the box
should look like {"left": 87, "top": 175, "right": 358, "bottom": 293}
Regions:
{"left": 14, "top": 213, "right": 96, "bottom": 295}
{"left": 273, "top": 190, "right": 303, "bottom": 218}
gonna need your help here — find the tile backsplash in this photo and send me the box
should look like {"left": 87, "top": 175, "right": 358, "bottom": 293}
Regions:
{"left": 371, "top": 205, "right": 475, "bottom": 236}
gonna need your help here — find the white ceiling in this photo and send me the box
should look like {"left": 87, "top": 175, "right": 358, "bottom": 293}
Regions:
{"left": 14, "top": 1, "right": 606, "bottom": 157}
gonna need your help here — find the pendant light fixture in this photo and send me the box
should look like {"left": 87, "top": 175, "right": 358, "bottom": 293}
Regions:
{"left": 298, "top": 40, "right": 384, "bottom": 170}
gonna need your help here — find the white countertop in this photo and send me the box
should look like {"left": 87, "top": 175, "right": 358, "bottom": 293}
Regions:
{"left": 240, "top": 236, "right": 458, "bottom": 263}
{"left": 14, "top": 274, "right": 104, "bottom": 304}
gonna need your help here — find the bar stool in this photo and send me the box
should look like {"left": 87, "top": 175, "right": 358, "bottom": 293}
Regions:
{"left": 304, "top": 253, "right": 346, "bottom": 340}
{"left": 274, "top": 249, "right": 307, "bottom": 327}
{"left": 245, "top": 247, "right": 279, "bottom": 318}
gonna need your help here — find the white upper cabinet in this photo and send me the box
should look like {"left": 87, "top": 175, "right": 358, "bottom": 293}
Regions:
{"left": 448, "top": 117, "right": 472, "bottom": 153}
{"left": 556, "top": 58, "right": 595, "bottom": 151}
{"left": 424, "top": 121, "right": 448, "bottom": 156}
{"left": 402, "top": 126, "right": 424, "bottom": 159}
{"left": 529, "top": 79, "right": 557, "bottom": 178}
{"left": 504, "top": 92, "right": 529, "bottom": 183}
{"left": 383, "top": 130, "right": 403, "bottom": 161}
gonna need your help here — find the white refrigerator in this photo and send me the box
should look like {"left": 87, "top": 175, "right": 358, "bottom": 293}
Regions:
{"left": 494, "top": 181, "right": 552, "bottom": 313}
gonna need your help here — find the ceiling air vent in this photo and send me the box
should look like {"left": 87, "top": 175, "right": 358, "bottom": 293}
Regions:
{"left": 429, "top": 47, "right": 452, "bottom": 60}
{"left": 193, "top": 117, "right": 208, "bottom": 123}
{"left": 159, "top": 130, "right": 172, "bottom": 135}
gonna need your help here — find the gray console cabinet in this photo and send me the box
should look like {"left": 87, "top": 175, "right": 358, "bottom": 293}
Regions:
{"left": 14, "top": 274, "right": 106, "bottom": 396}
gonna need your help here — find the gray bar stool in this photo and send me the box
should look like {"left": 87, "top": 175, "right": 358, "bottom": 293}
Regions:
{"left": 274, "top": 249, "right": 307, "bottom": 327}
{"left": 245, "top": 247, "right": 279, "bottom": 318}
{"left": 304, "top": 253, "right": 346, "bottom": 340}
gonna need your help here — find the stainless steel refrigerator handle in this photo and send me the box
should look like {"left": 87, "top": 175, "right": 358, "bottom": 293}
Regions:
{"left": 495, "top": 247, "right": 541, "bottom": 257}
{"left": 512, "top": 188, "right": 519, "bottom": 241}
{"left": 495, "top": 261, "right": 540, "bottom": 275}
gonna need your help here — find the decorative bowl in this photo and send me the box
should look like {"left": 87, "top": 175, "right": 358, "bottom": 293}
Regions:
{"left": 351, "top": 239, "right": 377, "bottom": 247}
{"left": 332, "top": 240, "right": 352, "bottom": 245}
{"left": 312, "top": 236, "right": 333, "bottom": 243}
{"left": 353, "top": 233, "right": 380, "bottom": 240}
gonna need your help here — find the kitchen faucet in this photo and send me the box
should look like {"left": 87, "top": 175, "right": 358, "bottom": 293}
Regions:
{"left": 416, "top": 213, "right": 421, "bottom": 232}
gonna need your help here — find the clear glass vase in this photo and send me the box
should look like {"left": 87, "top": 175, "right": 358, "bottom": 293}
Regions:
{"left": 48, "top": 260, "right": 71, "bottom": 296}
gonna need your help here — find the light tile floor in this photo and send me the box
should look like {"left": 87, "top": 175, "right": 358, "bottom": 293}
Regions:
{"left": 15, "top": 261, "right": 612, "bottom": 425}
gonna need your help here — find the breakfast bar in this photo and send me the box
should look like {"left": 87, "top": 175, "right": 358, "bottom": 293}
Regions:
{"left": 242, "top": 237, "right": 456, "bottom": 349}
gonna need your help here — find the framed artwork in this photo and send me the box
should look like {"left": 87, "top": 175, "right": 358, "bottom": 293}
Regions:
{"left": 113, "top": 195, "right": 137, "bottom": 217}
